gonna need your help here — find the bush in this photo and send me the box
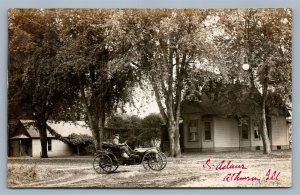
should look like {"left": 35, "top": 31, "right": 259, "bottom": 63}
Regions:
{"left": 67, "top": 133, "right": 95, "bottom": 155}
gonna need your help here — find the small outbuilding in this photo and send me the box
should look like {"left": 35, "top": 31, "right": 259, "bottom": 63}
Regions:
{"left": 8, "top": 120, "right": 91, "bottom": 157}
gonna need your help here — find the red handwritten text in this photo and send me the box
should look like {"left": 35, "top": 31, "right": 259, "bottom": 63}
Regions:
{"left": 201, "top": 159, "right": 280, "bottom": 183}
{"left": 203, "top": 159, "right": 247, "bottom": 170}
{"left": 266, "top": 169, "right": 280, "bottom": 180}
{"left": 223, "top": 171, "right": 260, "bottom": 182}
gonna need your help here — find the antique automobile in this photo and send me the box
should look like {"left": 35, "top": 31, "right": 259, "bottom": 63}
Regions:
{"left": 93, "top": 142, "right": 167, "bottom": 173}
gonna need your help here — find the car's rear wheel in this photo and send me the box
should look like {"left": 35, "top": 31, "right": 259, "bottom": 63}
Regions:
{"left": 93, "top": 153, "right": 113, "bottom": 174}
{"left": 108, "top": 153, "right": 119, "bottom": 173}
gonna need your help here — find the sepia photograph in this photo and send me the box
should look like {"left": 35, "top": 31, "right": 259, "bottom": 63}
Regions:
{"left": 7, "top": 8, "right": 292, "bottom": 188}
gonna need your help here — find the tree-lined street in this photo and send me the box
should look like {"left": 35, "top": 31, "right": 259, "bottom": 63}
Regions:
{"left": 8, "top": 9, "right": 291, "bottom": 158}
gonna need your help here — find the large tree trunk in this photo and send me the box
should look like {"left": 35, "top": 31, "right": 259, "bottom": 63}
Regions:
{"left": 174, "top": 120, "right": 181, "bottom": 157}
{"left": 150, "top": 53, "right": 183, "bottom": 157}
{"left": 93, "top": 125, "right": 100, "bottom": 150}
{"left": 97, "top": 102, "right": 105, "bottom": 151}
{"left": 261, "top": 66, "right": 271, "bottom": 154}
{"left": 97, "top": 124, "right": 104, "bottom": 151}
{"left": 168, "top": 123, "right": 176, "bottom": 157}
{"left": 37, "top": 121, "right": 48, "bottom": 158}
{"left": 168, "top": 118, "right": 182, "bottom": 157}
{"left": 261, "top": 99, "right": 271, "bottom": 154}
{"left": 78, "top": 75, "right": 101, "bottom": 151}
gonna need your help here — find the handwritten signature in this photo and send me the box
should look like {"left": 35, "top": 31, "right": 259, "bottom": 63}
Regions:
{"left": 201, "top": 159, "right": 280, "bottom": 182}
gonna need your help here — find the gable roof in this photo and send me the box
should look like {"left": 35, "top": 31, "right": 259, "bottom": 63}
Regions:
{"left": 47, "top": 121, "right": 92, "bottom": 137}
{"left": 20, "top": 120, "right": 92, "bottom": 138}
{"left": 10, "top": 134, "right": 30, "bottom": 139}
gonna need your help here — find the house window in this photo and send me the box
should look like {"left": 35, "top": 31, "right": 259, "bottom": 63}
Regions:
{"left": 241, "top": 119, "right": 250, "bottom": 140}
{"left": 48, "top": 140, "right": 52, "bottom": 151}
{"left": 204, "top": 122, "right": 212, "bottom": 141}
{"left": 188, "top": 120, "right": 198, "bottom": 142}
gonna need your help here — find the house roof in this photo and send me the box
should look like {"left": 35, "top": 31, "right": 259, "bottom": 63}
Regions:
{"left": 182, "top": 83, "right": 289, "bottom": 117}
{"left": 20, "top": 120, "right": 92, "bottom": 138}
{"left": 10, "top": 134, "right": 30, "bottom": 139}
{"left": 47, "top": 121, "right": 92, "bottom": 137}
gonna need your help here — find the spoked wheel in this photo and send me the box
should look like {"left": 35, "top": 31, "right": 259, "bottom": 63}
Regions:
{"left": 142, "top": 151, "right": 164, "bottom": 171}
{"left": 108, "top": 153, "right": 119, "bottom": 173}
{"left": 93, "top": 153, "right": 113, "bottom": 174}
{"left": 158, "top": 152, "right": 167, "bottom": 170}
{"left": 104, "top": 148, "right": 119, "bottom": 173}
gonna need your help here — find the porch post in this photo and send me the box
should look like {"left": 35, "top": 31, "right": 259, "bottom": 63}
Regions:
{"left": 19, "top": 140, "right": 21, "bottom": 157}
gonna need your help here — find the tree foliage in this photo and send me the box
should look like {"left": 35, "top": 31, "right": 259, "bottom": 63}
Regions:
{"left": 106, "top": 113, "right": 163, "bottom": 129}
{"left": 220, "top": 9, "right": 291, "bottom": 154}
{"left": 106, "top": 114, "right": 142, "bottom": 129}
{"left": 216, "top": 9, "right": 291, "bottom": 102}
{"left": 67, "top": 133, "right": 94, "bottom": 145}
{"left": 114, "top": 9, "right": 220, "bottom": 157}
{"left": 141, "top": 113, "right": 163, "bottom": 128}
{"left": 9, "top": 9, "right": 79, "bottom": 157}
{"left": 8, "top": 8, "right": 291, "bottom": 157}
{"left": 185, "top": 9, "right": 292, "bottom": 154}
{"left": 56, "top": 9, "right": 138, "bottom": 150}
{"left": 106, "top": 113, "right": 163, "bottom": 148}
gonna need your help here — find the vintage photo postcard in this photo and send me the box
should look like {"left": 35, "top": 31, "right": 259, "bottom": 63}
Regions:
{"left": 7, "top": 8, "right": 292, "bottom": 188}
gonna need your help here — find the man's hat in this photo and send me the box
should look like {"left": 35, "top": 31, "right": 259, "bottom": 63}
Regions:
{"left": 114, "top": 134, "right": 120, "bottom": 137}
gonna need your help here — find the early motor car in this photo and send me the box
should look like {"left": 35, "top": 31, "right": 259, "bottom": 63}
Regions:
{"left": 93, "top": 142, "right": 167, "bottom": 173}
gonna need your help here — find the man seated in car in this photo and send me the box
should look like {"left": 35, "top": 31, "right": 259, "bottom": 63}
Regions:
{"left": 112, "top": 134, "right": 137, "bottom": 158}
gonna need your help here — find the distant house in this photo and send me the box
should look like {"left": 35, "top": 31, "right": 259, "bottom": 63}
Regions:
{"left": 181, "top": 101, "right": 290, "bottom": 152}
{"left": 161, "top": 84, "right": 291, "bottom": 153}
{"left": 9, "top": 120, "right": 92, "bottom": 157}
{"left": 182, "top": 83, "right": 291, "bottom": 152}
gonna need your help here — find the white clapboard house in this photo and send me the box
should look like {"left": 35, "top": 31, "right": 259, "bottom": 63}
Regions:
{"left": 9, "top": 120, "right": 92, "bottom": 157}
{"left": 180, "top": 86, "right": 291, "bottom": 152}
{"left": 181, "top": 102, "right": 291, "bottom": 152}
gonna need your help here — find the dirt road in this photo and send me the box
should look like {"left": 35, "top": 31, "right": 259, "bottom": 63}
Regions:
{"left": 7, "top": 150, "right": 292, "bottom": 188}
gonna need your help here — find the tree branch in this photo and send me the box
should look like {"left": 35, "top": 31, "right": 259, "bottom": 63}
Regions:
{"left": 131, "top": 61, "right": 142, "bottom": 68}
{"left": 174, "top": 53, "right": 186, "bottom": 119}
{"left": 151, "top": 75, "right": 168, "bottom": 124}
{"left": 77, "top": 73, "right": 96, "bottom": 136}
{"left": 46, "top": 124, "right": 69, "bottom": 144}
